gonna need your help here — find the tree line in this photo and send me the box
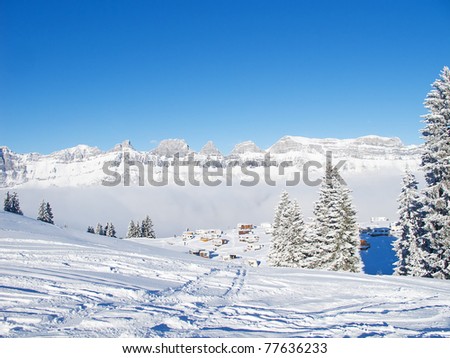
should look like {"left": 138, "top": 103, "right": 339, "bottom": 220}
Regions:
{"left": 3, "top": 192, "right": 54, "bottom": 224}
{"left": 87, "top": 223, "right": 117, "bottom": 237}
{"left": 86, "top": 216, "right": 156, "bottom": 239}
{"left": 393, "top": 66, "right": 450, "bottom": 280}
{"left": 3, "top": 191, "right": 156, "bottom": 239}
{"left": 268, "top": 160, "right": 362, "bottom": 273}
{"left": 269, "top": 66, "right": 450, "bottom": 279}
{"left": 126, "top": 216, "right": 155, "bottom": 238}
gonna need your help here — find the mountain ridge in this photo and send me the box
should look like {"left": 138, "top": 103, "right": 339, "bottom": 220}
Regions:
{"left": 1, "top": 134, "right": 421, "bottom": 156}
{"left": 0, "top": 135, "right": 422, "bottom": 188}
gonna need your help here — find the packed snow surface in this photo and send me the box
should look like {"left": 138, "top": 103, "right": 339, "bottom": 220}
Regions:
{"left": 1, "top": 211, "right": 450, "bottom": 338}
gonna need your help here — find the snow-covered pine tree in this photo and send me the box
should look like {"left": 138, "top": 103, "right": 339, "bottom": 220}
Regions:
{"left": 420, "top": 66, "right": 450, "bottom": 279}
{"left": 135, "top": 221, "right": 141, "bottom": 237}
{"left": 37, "top": 202, "right": 47, "bottom": 221}
{"left": 127, "top": 220, "right": 142, "bottom": 238}
{"left": 282, "top": 199, "right": 309, "bottom": 268}
{"left": 3, "top": 192, "right": 11, "bottom": 212}
{"left": 273, "top": 191, "right": 290, "bottom": 231}
{"left": 393, "top": 171, "right": 428, "bottom": 276}
{"left": 270, "top": 198, "right": 292, "bottom": 267}
{"left": 141, "top": 216, "right": 156, "bottom": 238}
{"left": 269, "top": 192, "right": 315, "bottom": 268}
{"left": 330, "top": 181, "right": 363, "bottom": 273}
{"left": 46, "top": 202, "right": 54, "bottom": 224}
{"left": 95, "top": 223, "right": 104, "bottom": 236}
{"left": 37, "top": 201, "right": 54, "bottom": 224}
{"left": 308, "top": 161, "right": 362, "bottom": 272}
{"left": 268, "top": 191, "right": 291, "bottom": 267}
{"left": 309, "top": 162, "right": 341, "bottom": 270}
{"left": 105, "top": 222, "right": 116, "bottom": 238}
{"left": 11, "top": 192, "right": 23, "bottom": 215}
{"left": 4, "top": 192, "right": 23, "bottom": 215}
{"left": 126, "top": 220, "right": 136, "bottom": 238}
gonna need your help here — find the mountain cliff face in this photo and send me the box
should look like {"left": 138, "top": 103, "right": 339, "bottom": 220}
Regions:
{"left": 268, "top": 135, "right": 419, "bottom": 159}
{"left": 0, "top": 136, "right": 422, "bottom": 188}
{"left": 199, "top": 141, "right": 222, "bottom": 157}
{"left": 150, "top": 139, "right": 191, "bottom": 158}
{"left": 231, "top": 141, "right": 265, "bottom": 155}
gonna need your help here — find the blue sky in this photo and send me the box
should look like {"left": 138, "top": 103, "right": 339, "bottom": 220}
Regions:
{"left": 1, "top": 0, "right": 449, "bottom": 154}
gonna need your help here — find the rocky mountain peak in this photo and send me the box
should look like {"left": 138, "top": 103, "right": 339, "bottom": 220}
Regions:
{"left": 151, "top": 139, "right": 191, "bottom": 157}
{"left": 231, "top": 141, "right": 265, "bottom": 155}
{"left": 111, "top": 140, "right": 135, "bottom": 152}
{"left": 199, "top": 141, "right": 222, "bottom": 156}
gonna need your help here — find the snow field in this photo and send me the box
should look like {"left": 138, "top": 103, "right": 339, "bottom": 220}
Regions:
{"left": 1, "top": 211, "right": 450, "bottom": 338}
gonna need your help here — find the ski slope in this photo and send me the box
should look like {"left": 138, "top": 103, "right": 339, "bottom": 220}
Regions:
{"left": 1, "top": 211, "right": 450, "bottom": 338}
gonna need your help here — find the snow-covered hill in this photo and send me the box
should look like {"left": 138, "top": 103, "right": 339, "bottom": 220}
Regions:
{"left": 1, "top": 211, "right": 450, "bottom": 338}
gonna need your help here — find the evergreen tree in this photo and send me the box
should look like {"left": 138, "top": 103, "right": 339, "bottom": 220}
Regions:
{"left": 268, "top": 192, "right": 309, "bottom": 268}
{"left": 3, "top": 192, "right": 11, "bottom": 212}
{"left": 46, "top": 202, "right": 54, "bottom": 224}
{"left": 273, "top": 191, "right": 290, "bottom": 232}
{"left": 282, "top": 199, "right": 309, "bottom": 268}
{"left": 309, "top": 162, "right": 362, "bottom": 272}
{"left": 126, "top": 220, "right": 136, "bottom": 238}
{"left": 420, "top": 66, "right": 450, "bottom": 279}
{"left": 4, "top": 192, "right": 23, "bottom": 215}
{"left": 10, "top": 192, "right": 23, "bottom": 215}
{"left": 135, "top": 221, "right": 141, "bottom": 237}
{"left": 87, "top": 226, "right": 95, "bottom": 234}
{"left": 95, "top": 223, "right": 104, "bottom": 236}
{"left": 268, "top": 191, "right": 291, "bottom": 267}
{"left": 126, "top": 220, "right": 142, "bottom": 238}
{"left": 394, "top": 171, "right": 428, "bottom": 276}
{"left": 331, "top": 182, "right": 363, "bottom": 272}
{"left": 309, "top": 162, "right": 341, "bottom": 270}
{"left": 105, "top": 222, "right": 116, "bottom": 238}
{"left": 141, "top": 216, "right": 156, "bottom": 238}
{"left": 37, "top": 200, "right": 54, "bottom": 224}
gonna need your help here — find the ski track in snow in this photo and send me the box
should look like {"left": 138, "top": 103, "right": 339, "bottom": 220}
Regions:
{"left": 1, "top": 212, "right": 450, "bottom": 338}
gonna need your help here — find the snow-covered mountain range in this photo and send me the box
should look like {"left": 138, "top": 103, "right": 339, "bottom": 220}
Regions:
{"left": 0, "top": 136, "right": 421, "bottom": 188}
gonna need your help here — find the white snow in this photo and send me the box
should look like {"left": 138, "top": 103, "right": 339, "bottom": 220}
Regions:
{"left": 1, "top": 211, "right": 450, "bottom": 338}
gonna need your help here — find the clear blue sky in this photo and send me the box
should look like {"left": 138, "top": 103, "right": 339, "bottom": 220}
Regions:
{"left": 1, "top": 0, "right": 449, "bottom": 154}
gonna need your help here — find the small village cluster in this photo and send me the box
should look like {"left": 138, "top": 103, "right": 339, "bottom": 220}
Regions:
{"left": 182, "top": 223, "right": 269, "bottom": 267}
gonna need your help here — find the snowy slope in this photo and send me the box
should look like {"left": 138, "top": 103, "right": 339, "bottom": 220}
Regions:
{"left": 1, "top": 211, "right": 450, "bottom": 338}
